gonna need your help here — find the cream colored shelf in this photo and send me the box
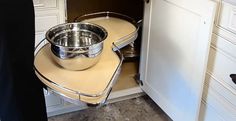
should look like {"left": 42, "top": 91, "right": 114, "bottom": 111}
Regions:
{"left": 34, "top": 17, "right": 137, "bottom": 104}
{"left": 112, "top": 62, "right": 139, "bottom": 92}
{"left": 35, "top": 44, "right": 119, "bottom": 104}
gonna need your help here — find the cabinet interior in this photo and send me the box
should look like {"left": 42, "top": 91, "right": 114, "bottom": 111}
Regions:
{"left": 112, "top": 62, "right": 139, "bottom": 92}
{"left": 66, "top": 0, "right": 144, "bottom": 94}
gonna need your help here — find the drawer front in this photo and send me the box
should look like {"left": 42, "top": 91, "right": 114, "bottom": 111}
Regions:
{"left": 33, "top": 0, "right": 58, "bottom": 9}
{"left": 218, "top": 2, "right": 236, "bottom": 36}
{"left": 35, "top": 32, "right": 47, "bottom": 54}
{"left": 204, "top": 72, "right": 236, "bottom": 109}
{"left": 211, "top": 33, "right": 236, "bottom": 61}
{"left": 35, "top": 32, "right": 45, "bottom": 46}
{"left": 223, "top": 0, "right": 236, "bottom": 6}
{"left": 213, "top": 1, "right": 236, "bottom": 45}
{"left": 35, "top": 15, "right": 59, "bottom": 32}
{"left": 207, "top": 45, "right": 236, "bottom": 91}
{"left": 202, "top": 78, "right": 236, "bottom": 121}
{"left": 199, "top": 100, "right": 224, "bottom": 121}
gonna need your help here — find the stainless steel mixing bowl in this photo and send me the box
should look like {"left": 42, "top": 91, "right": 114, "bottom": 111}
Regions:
{"left": 46, "top": 22, "right": 107, "bottom": 70}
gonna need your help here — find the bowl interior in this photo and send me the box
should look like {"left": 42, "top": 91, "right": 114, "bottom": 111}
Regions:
{"left": 47, "top": 23, "right": 107, "bottom": 47}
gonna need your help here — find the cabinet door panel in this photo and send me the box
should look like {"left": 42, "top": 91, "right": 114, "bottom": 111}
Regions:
{"left": 140, "top": 0, "right": 216, "bottom": 121}
{"left": 218, "top": 2, "right": 236, "bottom": 36}
{"left": 35, "top": 15, "right": 59, "bottom": 32}
{"left": 33, "top": 0, "right": 57, "bottom": 9}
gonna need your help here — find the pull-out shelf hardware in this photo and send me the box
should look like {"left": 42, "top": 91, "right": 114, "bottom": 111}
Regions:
{"left": 34, "top": 13, "right": 139, "bottom": 105}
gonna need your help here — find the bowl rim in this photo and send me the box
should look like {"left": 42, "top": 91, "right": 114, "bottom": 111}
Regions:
{"left": 45, "top": 22, "right": 108, "bottom": 48}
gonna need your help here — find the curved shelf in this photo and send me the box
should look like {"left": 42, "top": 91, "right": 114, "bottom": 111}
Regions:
{"left": 76, "top": 11, "right": 141, "bottom": 50}
{"left": 34, "top": 16, "right": 137, "bottom": 104}
{"left": 35, "top": 43, "right": 122, "bottom": 104}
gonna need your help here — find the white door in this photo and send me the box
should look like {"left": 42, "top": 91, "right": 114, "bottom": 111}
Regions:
{"left": 140, "top": 0, "right": 216, "bottom": 121}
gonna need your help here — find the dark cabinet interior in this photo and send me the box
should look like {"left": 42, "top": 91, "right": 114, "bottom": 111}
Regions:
{"left": 66, "top": 0, "right": 144, "bottom": 22}
{"left": 67, "top": 0, "right": 144, "bottom": 61}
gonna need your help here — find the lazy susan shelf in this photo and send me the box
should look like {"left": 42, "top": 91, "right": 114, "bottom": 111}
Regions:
{"left": 34, "top": 13, "right": 138, "bottom": 104}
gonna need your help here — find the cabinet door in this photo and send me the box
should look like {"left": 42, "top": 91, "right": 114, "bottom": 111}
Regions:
{"left": 140, "top": 0, "right": 216, "bottom": 121}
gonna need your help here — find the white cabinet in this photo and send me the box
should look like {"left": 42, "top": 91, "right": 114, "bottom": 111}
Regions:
{"left": 34, "top": 0, "right": 219, "bottom": 120}
{"left": 33, "top": 0, "right": 65, "bottom": 48}
{"left": 199, "top": 1, "right": 236, "bottom": 121}
{"left": 218, "top": 2, "right": 236, "bottom": 36}
{"left": 33, "top": 0, "right": 57, "bottom": 9}
{"left": 140, "top": 0, "right": 216, "bottom": 121}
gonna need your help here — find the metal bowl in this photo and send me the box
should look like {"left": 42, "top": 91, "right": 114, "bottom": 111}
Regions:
{"left": 46, "top": 22, "right": 108, "bottom": 70}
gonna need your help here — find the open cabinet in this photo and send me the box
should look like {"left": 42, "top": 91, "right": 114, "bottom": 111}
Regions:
{"left": 33, "top": 0, "right": 216, "bottom": 120}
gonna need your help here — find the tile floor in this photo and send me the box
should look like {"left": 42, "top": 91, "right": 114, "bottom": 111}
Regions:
{"left": 48, "top": 95, "right": 172, "bottom": 121}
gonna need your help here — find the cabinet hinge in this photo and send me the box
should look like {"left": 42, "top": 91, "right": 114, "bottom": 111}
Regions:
{"left": 134, "top": 73, "right": 143, "bottom": 86}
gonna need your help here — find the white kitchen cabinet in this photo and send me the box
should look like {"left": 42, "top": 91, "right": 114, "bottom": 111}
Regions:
{"left": 199, "top": 0, "right": 236, "bottom": 121}
{"left": 140, "top": 0, "right": 215, "bottom": 121}
{"left": 34, "top": 0, "right": 65, "bottom": 52}
{"left": 33, "top": 0, "right": 218, "bottom": 120}
{"left": 33, "top": 0, "right": 57, "bottom": 9}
